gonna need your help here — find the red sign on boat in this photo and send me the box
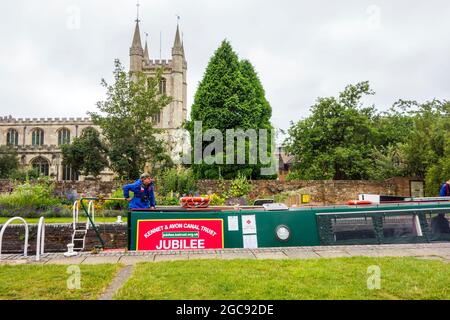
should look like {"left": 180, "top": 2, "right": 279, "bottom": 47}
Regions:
{"left": 136, "top": 219, "right": 224, "bottom": 251}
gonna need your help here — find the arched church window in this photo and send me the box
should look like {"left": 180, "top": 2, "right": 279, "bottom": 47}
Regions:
{"left": 58, "top": 128, "right": 71, "bottom": 145}
{"left": 32, "top": 129, "right": 44, "bottom": 146}
{"left": 32, "top": 157, "right": 50, "bottom": 176}
{"left": 159, "top": 78, "right": 167, "bottom": 95}
{"left": 6, "top": 129, "right": 19, "bottom": 146}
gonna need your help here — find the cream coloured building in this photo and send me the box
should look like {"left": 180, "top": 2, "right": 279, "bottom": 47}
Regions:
{"left": 0, "top": 18, "right": 188, "bottom": 181}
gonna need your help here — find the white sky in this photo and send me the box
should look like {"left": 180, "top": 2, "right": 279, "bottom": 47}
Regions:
{"left": 1, "top": 0, "right": 449, "bottom": 140}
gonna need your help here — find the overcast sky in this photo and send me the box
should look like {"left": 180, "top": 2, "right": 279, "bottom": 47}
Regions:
{"left": 1, "top": 0, "right": 449, "bottom": 138}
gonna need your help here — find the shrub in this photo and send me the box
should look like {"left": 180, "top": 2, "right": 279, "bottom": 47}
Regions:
{"left": 0, "top": 181, "right": 60, "bottom": 209}
{"left": 8, "top": 168, "right": 41, "bottom": 181}
{"left": 0, "top": 205, "right": 71, "bottom": 219}
{"left": 224, "top": 174, "right": 252, "bottom": 199}
{"left": 158, "top": 194, "right": 180, "bottom": 206}
{"left": 103, "top": 188, "right": 132, "bottom": 211}
{"left": 158, "top": 168, "right": 196, "bottom": 196}
{"left": 208, "top": 193, "right": 226, "bottom": 206}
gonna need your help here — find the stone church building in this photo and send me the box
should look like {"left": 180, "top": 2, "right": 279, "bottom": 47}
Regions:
{"left": 0, "top": 17, "right": 188, "bottom": 181}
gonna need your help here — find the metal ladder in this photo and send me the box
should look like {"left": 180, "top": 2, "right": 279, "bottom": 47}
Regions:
{"left": 71, "top": 200, "right": 95, "bottom": 252}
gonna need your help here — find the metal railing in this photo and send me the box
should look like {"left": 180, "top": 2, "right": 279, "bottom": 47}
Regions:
{"left": 36, "top": 217, "right": 45, "bottom": 261}
{"left": 0, "top": 217, "right": 29, "bottom": 260}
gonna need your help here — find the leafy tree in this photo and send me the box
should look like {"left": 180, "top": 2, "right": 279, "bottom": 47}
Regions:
{"left": 394, "top": 100, "right": 450, "bottom": 195}
{"left": 89, "top": 59, "right": 173, "bottom": 180}
{"left": 367, "top": 144, "right": 407, "bottom": 180}
{"left": 0, "top": 146, "right": 19, "bottom": 179}
{"left": 61, "top": 127, "right": 108, "bottom": 178}
{"left": 186, "top": 40, "right": 274, "bottom": 180}
{"left": 284, "top": 82, "right": 378, "bottom": 180}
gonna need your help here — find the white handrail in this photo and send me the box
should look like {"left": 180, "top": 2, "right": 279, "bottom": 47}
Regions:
{"left": 0, "top": 217, "right": 29, "bottom": 260}
{"left": 36, "top": 217, "right": 45, "bottom": 262}
{"left": 87, "top": 200, "right": 95, "bottom": 229}
{"left": 72, "top": 200, "right": 79, "bottom": 229}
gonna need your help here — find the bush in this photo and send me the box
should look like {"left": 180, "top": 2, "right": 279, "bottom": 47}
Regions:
{"left": 0, "top": 206, "right": 72, "bottom": 219}
{"left": 8, "top": 168, "right": 41, "bottom": 181}
{"left": 0, "top": 181, "right": 60, "bottom": 209}
{"left": 208, "top": 193, "right": 226, "bottom": 206}
{"left": 103, "top": 188, "right": 132, "bottom": 211}
{"left": 158, "top": 194, "right": 180, "bottom": 206}
{"left": 224, "top": 174, "right": 252, "bottom": 199}
{"left": 0, "top": 146, "right": 19, "bottom": 179}
{"left": 158, "top": 168, "right": 196, "bottom": 196}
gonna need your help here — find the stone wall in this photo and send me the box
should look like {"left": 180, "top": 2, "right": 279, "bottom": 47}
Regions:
{"left": 0, "top": 223, "right": 127, "bottom": 254}
{"left": 0, "top": 177, "right": 417, "bottom": 205}
{"left": 196, "top": 178, "right": 414, "bottom": 205}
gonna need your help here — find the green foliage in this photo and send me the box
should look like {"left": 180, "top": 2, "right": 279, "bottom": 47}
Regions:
{"left": 284, "top": 82, "right": 449, "bottom": 192}
{"left": 224, "top": 174, "right": 252, "bottom": 199}
{"left": 367, "top": 144, "right": 407, "bottom": 180}
{"left": 157, "top": 195, "right": 180, "bottom": 206}
{"left": 0, "top": 181, "right": 59, "bottom": 208}
{"left": 89, "top": 59, "right": 173, "bottom": 180}
{"left": 158, "top": 167, "right": 196, "bottom": 196}
{"left": 8, "top": 168, "right": 41, "bottom": 181}
{"left": 103, "top": 188, "right": 133, "bottom": 211}
{"left": 61, "top": 127, "right": 108, "bottom": 178}
{"left": 0, "top": 146, "right": 19, "bottom": 179}
{"left": 208, "top": 193, "right": 226, "bottom": 206}
{"left": 284, "top": 82, "right": 380, "bottom": 180}
{"left": 186, "top": 40, "right": 274, "bottom": 180}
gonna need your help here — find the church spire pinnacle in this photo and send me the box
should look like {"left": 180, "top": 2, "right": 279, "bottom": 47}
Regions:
{"left": 144, "top": 32, "right": 150, "bottom": 62}
{"left": 173, "top": 16, "right": 182, "bottom": 49}
{"left": 130, "top": 2, "right": 144, "bottom": 72}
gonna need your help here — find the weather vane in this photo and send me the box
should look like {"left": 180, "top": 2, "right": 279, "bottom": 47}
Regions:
{"left": 136, "top": 1, "right": 141, "bottom": 22}
{"left": 175, "top": 14, "right": 181, "bottom": 25}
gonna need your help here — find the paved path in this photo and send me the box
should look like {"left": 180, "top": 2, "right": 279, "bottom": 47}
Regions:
{"left": 1, "top": 243, "right": 450, "bottom": 265}
{"left": 99, "top": 265, "right": 134, "bottom": 300}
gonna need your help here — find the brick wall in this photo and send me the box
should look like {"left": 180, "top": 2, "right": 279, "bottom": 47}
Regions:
{"left": 0, "top": 223, "right": 127, "bottom": 254}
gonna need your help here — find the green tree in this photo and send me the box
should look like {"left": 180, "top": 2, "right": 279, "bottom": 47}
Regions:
{"left": 399, "top": 100, "right": 450, "bottom": 179}
{"left": 395, "top": 99, "right": 450, "bottom": 194}
{"left": 0, "top": 146, "right": 19, "bottom": 179}
{"left": 186, "top": 40, "right": 274, "bottom": 180}
{"left": 284, "top": 82, "right": 379, "bottom": 180}
{"left": 61, "top": 127, "right": 108, "bottom": 178}
{"left": 89, "top": 59, "right": 173, "bottom": 179}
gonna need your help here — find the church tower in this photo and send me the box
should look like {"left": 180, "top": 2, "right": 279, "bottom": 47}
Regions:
{"left": 128, "top": 13, "right": 188, "bottom": 159}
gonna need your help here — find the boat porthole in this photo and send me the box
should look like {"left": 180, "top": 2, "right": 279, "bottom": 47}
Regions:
{"left": 275, "top": 225, "right": 291, "bottom": 242}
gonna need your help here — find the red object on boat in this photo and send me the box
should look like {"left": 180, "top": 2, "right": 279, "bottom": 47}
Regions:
{"left": 180, "top": 196, "right": 211, "bottom": 209}
{"left": 347, "top": 200, "right": 373, "bottom": 206}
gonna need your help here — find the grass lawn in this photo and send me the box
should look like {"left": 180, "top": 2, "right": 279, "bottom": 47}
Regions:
{"left": 0, "top": 264, "right": 121, "bottom": 300}
{"left": 0, "top": 216, "right": 127, "bottom": 224}
{"left": 114, "top": 257, "right": 450, "bottom": 300}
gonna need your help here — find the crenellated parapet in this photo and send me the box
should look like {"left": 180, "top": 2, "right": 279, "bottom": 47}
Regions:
{"left": 143, "top": 59, "right": 173, "bottom": 69}
{"left": 0, "top": 116, "right": 93, "bottom": 124}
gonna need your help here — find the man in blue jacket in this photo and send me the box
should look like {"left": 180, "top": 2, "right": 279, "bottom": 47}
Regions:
{"left": 123, "top": 173, "right": 156, "bottom": 210}
{"left": 439, "top": 179, "right": 450, "bottom": 197}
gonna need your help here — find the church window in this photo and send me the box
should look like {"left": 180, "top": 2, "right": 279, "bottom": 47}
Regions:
{"left": 62, "top": 164, "right": 79, "bottom": 181}
{"left": 6, "top": 129, "right": 19, "bottom": 146}
{"left": 159, "top": 78, "right": 167, "bottom": 94}
{"left": 32, "top": 129, "right": 44, "bottom": 146}
{"left": 32, "top": 157, "right": 50, "bottom": 176}
{"left": 58, "top": 128, "right": 71, "bottom": 145}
